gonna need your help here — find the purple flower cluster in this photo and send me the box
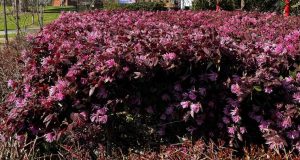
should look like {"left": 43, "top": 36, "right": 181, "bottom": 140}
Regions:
{"left": 1, "top": 10, "right": 300, "bottom": 152}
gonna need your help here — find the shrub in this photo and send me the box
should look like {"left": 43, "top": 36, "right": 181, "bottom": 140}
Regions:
{"left": 193, "top": 0, "right": 238, "bottom": 11}
{"left": 1, "top": 10, "right": 300, "bottom": 156}
{"left": 103, "top": 2, "right": 166, "bottom": 11}
{"left": 124, "top": 2, "right": 166, "bottom": 11}
{"left": 103, "top": 2, "right": 122, "bottom": 10}
{"left": 192, "top": 0, "right": 299, "bottom": 15}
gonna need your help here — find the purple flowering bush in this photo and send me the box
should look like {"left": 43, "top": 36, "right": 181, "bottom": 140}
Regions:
{"left": 1, "top": 10, "right": 300, "bottom": 154}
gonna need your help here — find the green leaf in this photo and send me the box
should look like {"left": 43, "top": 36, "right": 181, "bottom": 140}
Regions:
{"left": 289, "top": 70, "right": 297, "bottom": 79}
{"left": 253, "top": 86, "right": 262, "bottom": 92}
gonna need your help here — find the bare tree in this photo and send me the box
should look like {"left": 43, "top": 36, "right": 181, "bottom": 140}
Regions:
{"left": 36, "top": 0, "right": 49, "bottom": 29}
{"left": 15, "top": 0, "right": 21, "bottom": 37}
{"left": 2, "top": 0, "right": 9, "bottom": 44}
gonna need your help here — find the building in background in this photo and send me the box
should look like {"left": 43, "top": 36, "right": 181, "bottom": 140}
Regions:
{"left": 52, "top": 0, "right": 77, "bottom": 6}
{"left": 180, "top": 0, "right": 192, "bottom": 9}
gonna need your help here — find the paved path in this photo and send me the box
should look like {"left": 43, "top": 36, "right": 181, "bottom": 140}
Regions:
{"left": 0, "top": 28, "right": 40, "bottom": 44}
{"left": 0, "top": 28, "right": 40, "bottom": 35}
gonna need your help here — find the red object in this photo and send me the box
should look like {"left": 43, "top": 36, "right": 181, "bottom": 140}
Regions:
{"left": 284, "top": 0, "right": 290, "bottom": 16}
{"left": 216, "top": 1, "right": 221, "bottom": 12}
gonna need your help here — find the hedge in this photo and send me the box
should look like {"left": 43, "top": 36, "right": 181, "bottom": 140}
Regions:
{"left": 1, "top": 11, "right": 300, "bottom": 156}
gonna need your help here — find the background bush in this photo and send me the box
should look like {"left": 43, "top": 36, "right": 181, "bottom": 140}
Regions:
{"left": 103, "top": 2, "right": 166, "bottom": 11}
{"left": 193, "top": 0, "right": 238, "bottom": 11}
{"left": 193, "top": 0, "right": 300, "bottom": 15}
{"left": 1, "top": 10, "right": 300, "bottom": 158}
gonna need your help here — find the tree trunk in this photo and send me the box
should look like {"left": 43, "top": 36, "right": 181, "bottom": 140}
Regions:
{"left": 241, "top": 0, "right": 245, "bottom": 10}
{"left": 15, "top": 0, "right": 20, "bottom": 37}
{"left": 21, "top": 0, "right": 29, "bottom": 12}
{"left": 3, "top": 0, "right": 9, "bottom": 44}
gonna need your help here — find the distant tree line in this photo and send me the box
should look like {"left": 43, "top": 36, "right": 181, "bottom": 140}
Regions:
{"left": 193, "top": 0, "right": 300, "bottom": 15}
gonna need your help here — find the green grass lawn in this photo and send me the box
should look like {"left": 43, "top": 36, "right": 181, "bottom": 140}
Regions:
{"left": 0, "top": 6, "right": 75, "bottom": 31}
{"left": 0, "top": 33, "right": 16, "bottom": 38}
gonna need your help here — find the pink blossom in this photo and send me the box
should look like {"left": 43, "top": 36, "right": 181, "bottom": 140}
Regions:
{"left": 256, "top": 54, "right": 267, "bottom": 66}
{"left": 285, "top": 77, "right": 293, "bottom": 83}
{"left": 56, "top": 80, "right": 68, "bottom": 92}
{"left": 240, "top": 127, "right": 246, "bottom": 134}
{"left": 87, "top": 31, "right": 99, "bottom": 43}
{"left": 134, "top": 43, "right": 143, "bottom": 52}
{"left": 15, "top": 99, "right": 26, "bottom": 108}
{"left": 231, "top": 84, "right": 242, "bottom": 96}
{"left": 293, "top": 92, "right": 300, "bottom": 103}
{"left": 264, "top": 87, "right": 273, "bottom": 94}
{"left": 90, "top": 107, "right": 108, "bottom": 124}
{"left": 180, "top": 101, "right": 190, "bottom": 109}
{"left": 105, "top": 59, "right": 117, "bottom": 68}
{"left": 230, "top": 107, "right": 239, "bottom": 116}
{"left": 49, "top": 87, "right": 56, "bottom": 96}
{"left": 286, "top": 44, "right": 296, "bottom": 53}
{"left": 24, "top": 84, "right": 30, "bottom": 93}
{"left": 281, "top": 116, "right": 292, "bottom": 129}
{"left": 41, "top": 57, "right": 52, "bottom": 66}
{"left": 123, "top": 66, "right": 129, "bottom": 72}
{"left": 190, "top": 103, "right": 201, "bottom": 117}
{"left": 7, "top": 80, "right": 14, "bottom": 88}
{"left": 55, "top": 92, "right": 65, "bottom": 101}
{"left": 274, "top": 44, "right": 284, "bottom": 54}
{"left": 296, "top": 73, "right": 300, "bottom": 81}
{"left": 188, "top": 92, "right": 197, "bottom": 100}
{"left": 259, "top": 121, "right": 270, "bottom": 131}
{"left": 95, "top": 107, "right": 108, "bottom": 115}
{"left": 91, "top": 114, "right": 108, "bottom": 124}
{"left": 266, "top": 135, "right": 287, "bottom": 150}
{"left": 44, "top": 133, "right": 56, "bottom": 143}
{"left": 79, "top": 111, "right": 87, "bottom": 121}
{"left": 228, "top": 126, "right": 236, "bottom": 135}
{"left": 232, "top": 115, "right": 241, "bottom": 123}
{"left": 162, "top": 52, "right": 176, "bottom": 61}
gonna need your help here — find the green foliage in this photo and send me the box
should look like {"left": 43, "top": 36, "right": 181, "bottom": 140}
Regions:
{"left": 103, "top": 2, "right": 122, "bottom": 10}
{"left": 124, "top": 2, "right": 166, "bottom": 11}
{"left": 104, "top": 2, "right": 166, "bottom": 11}
{"left": 192, "top": 0, "right": 300, "bottom": 15}
{"left": 192, "top": 0, "right": 214, "bottom": 10}
{"left": 193, "top": 0, "right": 238, "bottom": 11}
